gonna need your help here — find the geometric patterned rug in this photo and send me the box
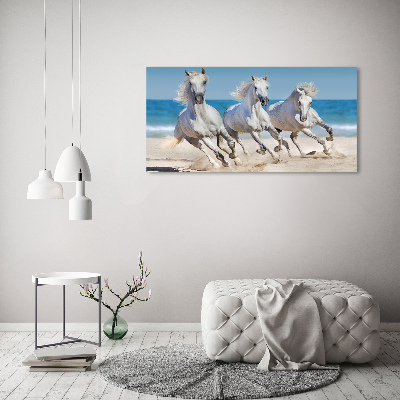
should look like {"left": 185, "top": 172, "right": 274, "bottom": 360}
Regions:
{"left": 98, "top": 344, "right": 340, "bottom": 399}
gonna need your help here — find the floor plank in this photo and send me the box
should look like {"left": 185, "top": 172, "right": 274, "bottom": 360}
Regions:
{"left": 341, "top": 364, "right": 385, "bottom": 400}
{"left": 140, "top": 331, "right": 159, "bottom": 349}
{"left": 80, "top": 332, "right": 120, "bottom": 400}
{"left": 42, "top": 372, "right": 80, "bottom": 400}
{"left": 277, "top": 391, "right": 309, "bottom": 399}
{"left": 0, "top": 330, "right": 399, "bottom": 400}
{"left": 124, "top": 331, "right": 146, "bottom": 353}
{"left": 31, "top": 332, "right": 84, "bottom": 400}
{"left": 155, "top": 331, "right": 171, "bottom": 347}
{"left": 119, "top": 389, "right": 140, "bottom": 400}
{"left": 321, "top": 381, "right": 347, "bottom": 400}
{"left": 335, "top": 372, "right": 367, "bottom": 400}
{"left": 196, "top": 331, "right": 203, "bottom": 345}
{"left": 0, "top": 332, "right": 59, "bottom": 399}
{"left": 169, "top": 331, "right": 197, "bottom": 345}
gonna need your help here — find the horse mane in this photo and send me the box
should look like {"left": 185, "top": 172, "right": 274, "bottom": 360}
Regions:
{"left": 295, "top": 82, "right": 319, "bottom": 97}
{"left": 174, "top": 71, "right": 209, "bottom": 105}
{"left": 230, "top": 78, "right": 268, "bottom": 101}
{"left": 231, "top": 80, "right": 253, "bottom": 101}
{"left": 230, "top": 77, "right": 269, "bottom": 101}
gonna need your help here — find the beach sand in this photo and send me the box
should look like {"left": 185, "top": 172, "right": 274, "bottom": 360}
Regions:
{"left": 146, "top": 136, "right": 357, "bottom": 173}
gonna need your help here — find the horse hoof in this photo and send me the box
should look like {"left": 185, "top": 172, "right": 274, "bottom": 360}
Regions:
{"left": 326, "top": 136, "right": 334, "bottom": 141}
{"left": 222, "top": 162, "right": 230, "bottom": 167}
{"left": 272, "top": 156, "right": 286, "bottom": 164}
{"left": 234, "top": 158, "right": 243, "bottom": 166}
{"left": 274, "top": 146, "right": 282, "bottom": 153}
{"left": 307, "top": 151, "right": 316, "bottom": 156}
{"left": 256, "top": 149, "right": 266, "bottom": 155}
{"left": 324, "top": 149, "right": 331, "bottom": 155}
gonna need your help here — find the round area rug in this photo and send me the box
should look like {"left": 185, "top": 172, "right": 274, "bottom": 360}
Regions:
{"left": 98, "top": 344, "right": 340, "bottom": 399}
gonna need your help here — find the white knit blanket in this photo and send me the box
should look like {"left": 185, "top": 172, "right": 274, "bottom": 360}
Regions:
{"left": 255, "top": 279, "right": 336, "bottom": 371}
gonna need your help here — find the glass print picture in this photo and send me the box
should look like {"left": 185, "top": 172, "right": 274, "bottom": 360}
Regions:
{"left": 146, "top": 67, "right": 357, "bottom": 172}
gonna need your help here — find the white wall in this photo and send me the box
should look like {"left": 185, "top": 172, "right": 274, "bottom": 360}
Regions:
{"left": 1, "top": 0, "right": 399, "bottom": 323}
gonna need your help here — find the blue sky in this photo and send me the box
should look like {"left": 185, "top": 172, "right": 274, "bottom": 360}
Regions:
{"left": 147, "top": 67, "right": 357, "bottom": 100}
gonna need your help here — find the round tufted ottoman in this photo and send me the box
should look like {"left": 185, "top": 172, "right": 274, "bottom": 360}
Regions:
{"left": 201, "top": 279, "right": 380, "bottom": 364}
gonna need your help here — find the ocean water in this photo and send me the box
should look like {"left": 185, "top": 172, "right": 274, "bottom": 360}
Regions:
{"left": 146, "top": 99, "right": 357, "bottom": 138}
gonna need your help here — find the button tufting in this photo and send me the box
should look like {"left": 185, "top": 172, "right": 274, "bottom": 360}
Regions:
{"left": 203, "top": 278, "right": 380, "bottom": 364}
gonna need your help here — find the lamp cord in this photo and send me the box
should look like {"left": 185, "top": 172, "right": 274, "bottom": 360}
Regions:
{"left": 71, "top": 0, "right": 74, "bottom": 146}
{"left": 78, "top": 0, "right": 84, "bottom": 176}
{"left": 79, "top": 0, "right": 82, "bottom": 152}
{"left": 44, "top": 0, "right": 47, "bottom": 170}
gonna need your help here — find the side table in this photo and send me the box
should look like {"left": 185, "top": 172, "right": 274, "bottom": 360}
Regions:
{"left": 32, "top": 272, "right": 102, "bottom": 349}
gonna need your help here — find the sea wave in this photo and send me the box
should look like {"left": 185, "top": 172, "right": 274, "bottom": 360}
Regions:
{"left": 330, "top": 124, "right": 357, "bottom": 131}
{"left": 146, "top": 123, "right": 357, "bottom": 133}
{"left": 146, "top": 125, "right": 175, "bottom": 132}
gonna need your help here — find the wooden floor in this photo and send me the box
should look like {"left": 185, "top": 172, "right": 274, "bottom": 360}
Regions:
{"left": 0, "top": 330, "right": 399, "bottom": 400}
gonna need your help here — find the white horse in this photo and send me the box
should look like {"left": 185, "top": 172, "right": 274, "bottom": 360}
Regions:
{"left": 223, "top": 75, "right": 291, "bottom": 158}
{"left": 162, "top": 69, "right": 242, "bottom": 168}
{"left": 267, "top": 83, "right": 334, "bottom": 156}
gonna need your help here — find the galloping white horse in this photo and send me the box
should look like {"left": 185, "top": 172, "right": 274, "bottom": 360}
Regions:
{"left": 223, "top": 75, "right": 290, "bottom": 158}
{"left": 163, "top": 69, "right": 242, "bottom": 168}
{"left": 267, "top": 83, "right": 334, "bottom": 156}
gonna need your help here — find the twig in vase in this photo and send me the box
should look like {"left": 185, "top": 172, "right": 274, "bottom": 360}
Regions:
{"left": 79, "top": 252, "right": 152, "bottom": 336}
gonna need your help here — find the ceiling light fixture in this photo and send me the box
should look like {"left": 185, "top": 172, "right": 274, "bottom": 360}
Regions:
{"left": 27, "top": 0, "right": 63, "bottom": 200}
{"left": 54, "top": 0, "right": 92, "bottom": 220}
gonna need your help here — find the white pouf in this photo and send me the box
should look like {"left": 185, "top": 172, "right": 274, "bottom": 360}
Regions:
{"left": 201, "top": 279, "right": 380, "bottom": 364}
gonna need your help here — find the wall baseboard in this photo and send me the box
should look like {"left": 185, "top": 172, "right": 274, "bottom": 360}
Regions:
{"left": 0, "top": 322, "right": 398, "bottom": 332}
{"left": 380, "top": 322, "right": 400, "bottom": 332}
{"left": 0, "top": 322, "right": 202, "bottom": 332}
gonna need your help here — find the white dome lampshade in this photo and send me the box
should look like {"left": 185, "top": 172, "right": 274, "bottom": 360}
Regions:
{"left": 54, "top": 145, "right": 91, "bottom": 182}
{"left": 27, "top": 170, "right": 63, "bottom": 199}
{"left": 69, "top": 179, "right": 92, "bottom": 220}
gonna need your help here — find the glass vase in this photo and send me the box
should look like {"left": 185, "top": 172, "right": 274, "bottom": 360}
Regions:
{"left": 103, "top": 312, "right": 128, "bottom": 340}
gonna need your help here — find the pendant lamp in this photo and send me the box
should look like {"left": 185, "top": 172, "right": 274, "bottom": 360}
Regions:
{"left": 54, "top": 145, "right": 91, "bottom": 182}
{"left": 54, "top": 0, "right": 92, "bottom": 220}
{"left": 27, "top": 0, "right": 63, "bottom": 200}
{"left": 69, "top": 171, "right": 92, "bottom": 220}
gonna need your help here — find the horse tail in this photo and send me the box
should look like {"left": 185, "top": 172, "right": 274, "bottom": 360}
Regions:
{"left": 160, "top": 135, "right": 183, "bottom": 149}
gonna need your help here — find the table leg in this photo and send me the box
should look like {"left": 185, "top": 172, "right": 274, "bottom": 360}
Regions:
{"left": 63, "top": 285, "right": 66, "bottom": 338}
{"left": 33, "top": 276, "right": 102, "bottom": 348}
{"left": 35, "top": 278, "right": 38, "bottom": 350}
{"left": 98, "top": 276, "right": 102, "bottom": 347}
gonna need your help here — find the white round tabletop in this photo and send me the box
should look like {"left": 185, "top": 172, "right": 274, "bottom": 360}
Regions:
{"left": 32, "top": 272, "right": 101, "bottom": 285}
